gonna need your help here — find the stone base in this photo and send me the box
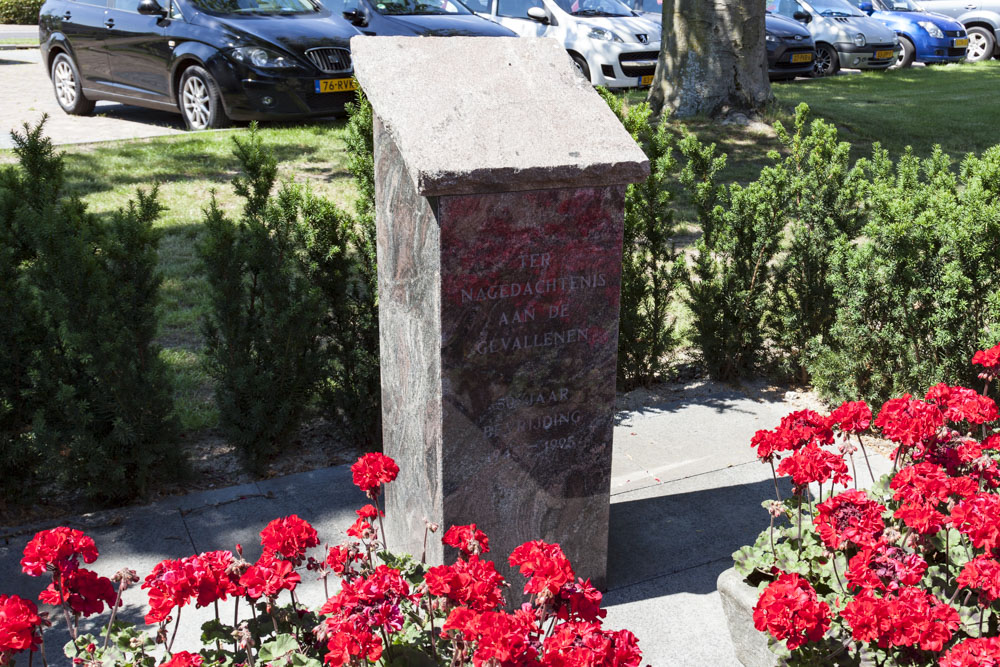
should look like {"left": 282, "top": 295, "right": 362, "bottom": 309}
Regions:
{"left": 717, "top": 568, "right": 778, "bottom": 667}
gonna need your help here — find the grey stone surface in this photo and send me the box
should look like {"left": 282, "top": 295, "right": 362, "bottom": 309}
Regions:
{"left": 717, "top": 567, "right": 776, "bottom": 667}
{"left": 350, "top": 36, "right": 649, "bottom": 196}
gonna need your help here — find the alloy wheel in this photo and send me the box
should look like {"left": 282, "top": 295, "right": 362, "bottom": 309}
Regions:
{"left": 813, "top": 46, "right": 833, "bottom": 76}
{"left": 968, "top": 32, "right": 989, "bottom": 61}
{"left": 53, "top": 59, "right": 77, "bottom": 109}
{"left": 182, "top": 76, "right": 211, "bottom": 130}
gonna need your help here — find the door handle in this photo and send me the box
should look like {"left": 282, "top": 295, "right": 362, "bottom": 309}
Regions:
{"left": 62, "top": 11, "right": 71, "bottom": 19}
{"left": 104, "top": 17, "right": 115, "bottom": 27}
{"left": 966, "top": 3, "right": 977, "bottom": 8}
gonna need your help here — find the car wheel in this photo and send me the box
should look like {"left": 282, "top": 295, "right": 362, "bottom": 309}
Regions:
{"left": 178, "top": 66, "right": 229, "bottom": 131}
{"left": 51, "top": 52, "right": 95, "bottom": 116}
{"left": 811, "top": 43, "right": 839, "bottom": 77}
{"left": 891, "top": 36, "right": 915, "bottom": 68}
{"left": 966, "top": 26, "right": 995, "bottom": 62}
{"left": 569, "top": 53, "right": 591, "bottom": 83}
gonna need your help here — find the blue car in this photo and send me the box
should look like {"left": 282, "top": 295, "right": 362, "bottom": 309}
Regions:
{"left": 848, "top": 0, "right": 968, "bottom": 67}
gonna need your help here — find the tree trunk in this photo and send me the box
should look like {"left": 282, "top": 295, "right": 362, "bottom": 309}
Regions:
{"left": 649, "top": 0, "right": 772, "bottom": 118}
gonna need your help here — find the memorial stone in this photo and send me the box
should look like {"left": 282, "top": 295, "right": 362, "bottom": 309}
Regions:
{"left": 351, "top": 36, "right": 649, "bottom": 591}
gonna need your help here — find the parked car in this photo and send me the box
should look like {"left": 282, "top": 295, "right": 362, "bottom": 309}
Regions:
{"left": 467, "top": 0, "right": 660, "bottom": 88}
{"left": 919, "top": 0, "right": 1000, "bottom": 61}
{"left": 846, "top": 0, "right": 967, "bottom": 67}
{"left": 628, "top": 0, "right": 816, "bottom": 80}
{"left": 769, "top": 0, "right": 902, "bottom": 75}
{"left": 324, "top": 0, "right": 517, "bottom": 36}
{"left": 39, "top": 0, "right": 363, "bottom": 130}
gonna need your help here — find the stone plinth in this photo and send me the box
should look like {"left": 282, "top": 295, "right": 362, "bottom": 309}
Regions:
{"left": 352, "top": 36, "right": 648, "bottom": 592}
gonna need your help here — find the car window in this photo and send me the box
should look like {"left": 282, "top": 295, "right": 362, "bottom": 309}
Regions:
{"left": 72, "top": 0, "right": 110, "bottom": 6}
{"left": 169, "top": 0, "right": 184, "bottom": 16}
{"left": 496, "top": 0, "right": 540, "bottom": 17}
{"left": 188, "top": 0, "right": 320, "bottom": 15}
{"left": 638, "top": 0, "right": 659, "bottom": 11}
{"left": 461, "top": 0, "right": 490, "bottom": 12}
{"left": 768, "top": 0, "right": 807, "bottom": 18}
{"left": 369, "top": 0, "right": 471, "bottom": 14}
{"left": 551, "top": 0, "right": 631, "bottom": 16}
{"left": 112, "top": 0, "right": 141, "bottom": 10}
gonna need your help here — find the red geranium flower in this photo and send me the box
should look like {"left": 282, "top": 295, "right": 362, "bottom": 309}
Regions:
{"left": 957, "top": 555, "right": 1000, "bottom": 604}
{"left": 842, "top": 587, "right": 959, "bottom": 652}
{"left": 972, "top": 343, "right": 1000, "bottom": 371}
{"left": 161, "top": 651, "right": 204, "bottom": 667}
{"left": 846, "top": 544, "right": 927, "bottom": 593}
{"left": 425, "top": 555, "right": 506, "bottom": 611}
{"left": 951, "top": 492, "right": 1000, "bottom": 552}
{"left": 324, "top": 544, "right": 362, "bottom": 577}
{"left": 829, "top": 401, "right": 872, "bottom": 434}
{"left": 890, "top": 462, "right": 951, "bottom": 535}
{"left": 260, "top": 515, "right": 319, "bottom": 565}
{"left": 553, "top": 578, "right": 607, "bottom": 623}
{"left": 39, "top": 567, "right": 117, "bottom": 617}
{"left": 508, "top": 540, "right": 575, "bottom": 597}
{"left": 350, "top": 453, "right": 399, "bottom": 498}
{"left": 925, "top": 383, "right": 998, "bottom": 425}
{"left": 940, "top": 636, "right": 1000, "bottom": 667}
{"left": 240, "top": 552, "right": 301, "bottom": 600}
{"left": 442, "top": 608, "right": 541, "bottom": 666}
{"left": 814, "top": 489, "right": 886, "bottom": 550}
{"left": 442, "top": 524, "right": 490, "bottom": 556}
{"left": 776, "top": 442, "right": 851, "bottom": 488}
{"left": 780, "top": 410, "right": 835, "bottom": 447}
{"left": 542, "top": 621, "right": 642, "bottom": 667}
{"left": 0, "top": 594, "right": 44, "bottom": 657}
{"left": 21, "top": 527, "right": 98, "bottom": 577}
{"left": 752, "top": 572, "right": 830, "bottom": 650}
{"left": 142, "top": 558, "right": 194, "bottom": 625}
{"left": 874, "top": 395, "right": 946, "bottom": 458}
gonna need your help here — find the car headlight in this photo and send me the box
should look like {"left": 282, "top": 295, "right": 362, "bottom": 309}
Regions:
{"left": 229, "top": 46, "right": 295, "bottom": 69}
{"left": 853, "top": 32, "right": 866, "bottom": 47}
{"left": 765, "top": 31, "right": 779, "bottom": 43}
{"left": 588, "top": 27, "right": 624, "bottom": 43}
{"left": 892, "top": 32, "right": 900, "bottom": 45}
{"left": 918, "top": 20, "right": 944, "bottom": 39}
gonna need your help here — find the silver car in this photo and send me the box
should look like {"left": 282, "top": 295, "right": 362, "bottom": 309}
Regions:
{"left": 770, "top": 0, "right": 902, "bottom": 75}
{"left": 919, "top": 0, "right": 1000, "bottom": 60}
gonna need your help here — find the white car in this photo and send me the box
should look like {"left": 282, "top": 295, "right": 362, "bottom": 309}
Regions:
{"left": 464, "top": 0, "right": 660, "bottom": 88}
{"left": 770, "top": 0, "right": 901, "bottom": 75}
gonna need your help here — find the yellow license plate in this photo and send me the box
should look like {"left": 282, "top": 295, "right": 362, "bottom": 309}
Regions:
{"left": 954, "top": 37, "right": 969, "bottom": 47}
{"left": 875, "top": 49, "right": 895, "bottom": 59}
{"left": 791, "top": 52, "right": 813, "bottom": 63}
{"left": 640, "top": 74, "right": 653, "bottom": 86}
{"left": 314, "top": 78, "right": 358, "bottom": 94}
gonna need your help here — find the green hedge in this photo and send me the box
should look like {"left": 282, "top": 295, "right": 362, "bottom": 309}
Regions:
{"left": 0, "top": 0, "right": 42, "bottom": 25}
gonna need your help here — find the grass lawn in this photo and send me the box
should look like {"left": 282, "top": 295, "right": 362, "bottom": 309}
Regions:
{"left": 0, "top": 38, "right": 36, "bottom": 45}
{"left": 3, "top": 59, "right": 998, "bottom": 436}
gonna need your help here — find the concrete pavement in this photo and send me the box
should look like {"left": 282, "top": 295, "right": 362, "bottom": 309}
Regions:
{"left": 0, "top": 380, "right": 893, "bottom": 666}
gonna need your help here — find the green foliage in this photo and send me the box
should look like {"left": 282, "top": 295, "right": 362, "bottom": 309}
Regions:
{"left": 809, "top": 144, "right": 1000, "bottom": 405}
{"left": 200, "top": 126, "right": 327, "bottom": 470}
{"left": 0, "top": 0, "right": 43, "bottom": 24}
{"left": 681, "top": 136, "right": 790, "bottom": 380}
{"left": 767, "top": 105, "right": 866, "bottom": 382}
{"left": 308, "top": 90, "right": 382, "bottom": 448}
{"left": 599, "top": 88, "right": 685, "bottom": 389}
{"left": 0, "top": 120, "right": 179, "bottom": 502}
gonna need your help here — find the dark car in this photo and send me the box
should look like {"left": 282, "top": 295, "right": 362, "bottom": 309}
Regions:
{"left": 39, "top": 0, "right": 363, "bottom": 130}
{"left": 323, "top": 0, "right": 516, "bottom": 37}
{"left": 765, "top": 11, "right": 816, "bottom": 79}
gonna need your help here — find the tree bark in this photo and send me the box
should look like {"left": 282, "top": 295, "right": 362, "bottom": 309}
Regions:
{"left": 648, "top": 0, "right": 772, "bottom": 118}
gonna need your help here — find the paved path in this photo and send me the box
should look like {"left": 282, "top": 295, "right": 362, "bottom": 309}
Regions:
{"left": 0, "top": 23, "right": 37, "bottom": 40}
{"left": 0, "top": 48, "right": 187, "bottom": 149}
{"left": 0, "top": 380, "right": 893, "bottom": 666}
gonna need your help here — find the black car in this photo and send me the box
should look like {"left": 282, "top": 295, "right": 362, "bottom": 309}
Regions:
{"left": 39, "top": 0, "right": 363, "bottom": 129}
{"left": 323, "top": 0, "right": 515, "bottom": 37}
{"left": 765, "top": 11, "right": 815, "bottom": 80}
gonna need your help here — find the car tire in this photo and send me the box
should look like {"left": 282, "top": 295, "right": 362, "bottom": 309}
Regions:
{"left": 178, "top": 65, "right": 229, "bottom": 131}
{"left": 891, "top": 36, "right": 915, "bottom": 68}
{"left": 811, "top": 43, "right": 839, "bottom": 77}
{"left": 966, "top": 26, "right": 995, "bottom": 62}
{"left": 51, "top": 52, "right": 96, "bottom": 116}
{"left": 569, "top": 53, "right": 591, "bottom": 83}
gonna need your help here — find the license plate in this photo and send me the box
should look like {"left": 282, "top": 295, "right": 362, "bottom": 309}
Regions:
{"left": 875, "top": 49, "right": 895, "bottom": 59}
{"left": 954, "top": 37, "right": 969, "bottom": 47}
{"left": 640, "top": 74, "right": 653, "bottom": 86}
{"left": 314, "top": 78, "right": 358, "bottom": 94}
{"left": 791, "top": 52, "right": 813, "bottom": 63}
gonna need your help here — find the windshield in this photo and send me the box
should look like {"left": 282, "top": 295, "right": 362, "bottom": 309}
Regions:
{"left": 637, "top": 0, "right": 659, "bottom": 12}
{"left": 878, "top": 0, "right": 922, "bottom": 10}
{"left": 552, "top": 0, "right": 633, "bottom": 17}
{"left": 808, "top": 0, "right": 865, "bottom": 16}
{"left": 190, "top": 0, "right": 320, "bottom": 14}
{"left": 366, "top": 0, "right": 470, "bottom": 14}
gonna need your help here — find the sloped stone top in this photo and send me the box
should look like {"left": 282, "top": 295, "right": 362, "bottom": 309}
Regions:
{"left": 350, "top": 36, "right": 650, "bottom": 196}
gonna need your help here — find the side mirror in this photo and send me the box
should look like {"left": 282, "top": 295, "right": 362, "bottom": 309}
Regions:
{"left": 526, "top": 6, "right": 548, "bottom": 22}
{"left": 792, "top": 9, "right": 811, "bottom": 22}
{"left": 137, "top": 0, "right": 168, "bottom": 16}
{"left": 343, "top": 7, "right": 366, "bottom": 24}
{"left": 859, "top": 1, "right": 874, "bottom": 13}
